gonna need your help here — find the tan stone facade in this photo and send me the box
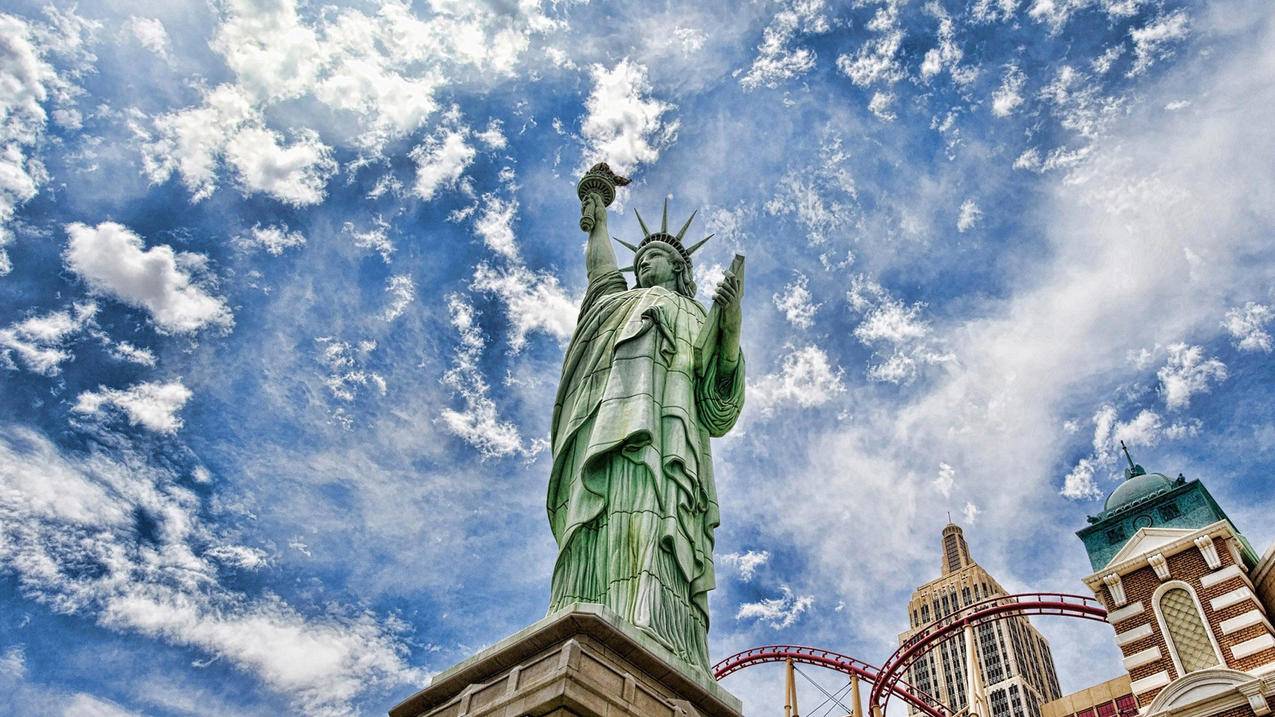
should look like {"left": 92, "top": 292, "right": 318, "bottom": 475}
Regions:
{"left": 389, "top": 604, "right": 741, "bottom": 717}
{"left": 1039, "top": 674, "right": 1135, "bottom": 717}
{"left": 899, "top": 524, "right": 1062, "bottom": 717}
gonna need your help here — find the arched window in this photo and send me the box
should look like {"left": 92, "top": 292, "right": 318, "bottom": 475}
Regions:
{"left": 1157, "top": 586, "right": 1221, "bottom": 674}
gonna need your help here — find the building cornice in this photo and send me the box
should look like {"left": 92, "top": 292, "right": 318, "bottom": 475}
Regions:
{"left": 1083, "top": 521, "right": 1241, "bottom": 592}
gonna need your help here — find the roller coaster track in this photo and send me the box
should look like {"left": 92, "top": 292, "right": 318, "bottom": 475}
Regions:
{"left": 712, "top": 645, "right": 950, "bottom": 717}
{"left": 713, "top": 593, "right": 1108, "bottom": 717}
{"left": 869, "top": 593, "right": 1108, "bottom": 715}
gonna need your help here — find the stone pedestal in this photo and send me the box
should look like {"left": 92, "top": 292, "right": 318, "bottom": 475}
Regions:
{"left": 389, "top": 603, "right": 743, "bottom": 717}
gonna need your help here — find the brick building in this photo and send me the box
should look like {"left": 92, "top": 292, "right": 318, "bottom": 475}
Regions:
{"left": 1047, "top": 449, "right": 1275, "bottom": 717}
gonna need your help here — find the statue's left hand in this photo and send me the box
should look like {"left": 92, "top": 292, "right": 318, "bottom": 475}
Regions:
{"left": 714, "top": 271, "right": 742, "bottom": 330}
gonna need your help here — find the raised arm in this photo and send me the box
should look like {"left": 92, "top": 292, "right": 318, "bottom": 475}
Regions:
{"left": 583, "top": 193, "right": 619, "bottom": 282}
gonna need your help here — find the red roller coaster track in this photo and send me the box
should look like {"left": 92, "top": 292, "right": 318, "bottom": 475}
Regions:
{"left": 869, "top": 593, "right": 1108, "bottom": 714}
{"left": 712, "top": 645, "right": 950, "bottom": 717}
{"left": 712, "top": 593, "right": 1109, "bottom": 717}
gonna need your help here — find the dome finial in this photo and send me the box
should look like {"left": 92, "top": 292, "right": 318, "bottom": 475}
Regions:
{"left": 1120, "top": 440, "right": 1146, "bottom": 479}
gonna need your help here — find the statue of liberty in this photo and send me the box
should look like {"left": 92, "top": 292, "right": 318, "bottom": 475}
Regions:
{"left": 547, "top": 163, "right": 745, "bottom": 672}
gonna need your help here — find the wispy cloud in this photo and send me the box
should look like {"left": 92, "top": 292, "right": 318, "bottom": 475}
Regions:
{"left": 73, "top": 379, "right": 193, "bottom": 434}
{"left": 736, "top": 586, "right": 814, "bottom": 629}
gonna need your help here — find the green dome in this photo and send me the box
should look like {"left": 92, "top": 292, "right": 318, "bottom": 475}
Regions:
{"left": 1104, "top": 469, "right": 1174, "bottom": 513}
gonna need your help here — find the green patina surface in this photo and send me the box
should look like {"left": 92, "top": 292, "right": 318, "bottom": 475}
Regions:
{"left": 1077, "top": 465, "right": 1259, "bottom": 571}
{"left": 546, "top": 165, "right": 745, "bottom": 673}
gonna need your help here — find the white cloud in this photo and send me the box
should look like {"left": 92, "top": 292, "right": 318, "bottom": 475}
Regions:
{"left": 971, "top": 0, "right": 1019, "bottom": 23}
{"left": 868, "top": 91, "right": 897, "bottom": 121}
{"left": 674, "top": 26, "right": 708, "bottom": 55}
{"left": 1129, "top": 11, "right": 1189, "bottom": 77}
{"left": 736, "top": 586, "right": 814, "bottom": 629}
{"left": 410, "top": 125, "right": 475, "bottom": 201}
{"left": 471, "top": 263, "right": 576, "bottom": 352}
{"left": 719, "top": 550, "right": 770, "bottom": 581}
{"left": 380, "top": 274, "right": 415, "bottom": 322}
{"left": 695, "top": 262, "right": 727, "bottom": 294}
{"left": 835, "top": 3, "right": 905, "bottom": 87}
{"left": 205, "top": 545, "right": 270, "bottom": 571}
{"left": 933, "top": 462, "right": 956, "bottom": 497}
{"left": 108, "top": 340, "right": 158, "bottom": 368}
{"left": 581, "top": 59, "right": 677, "bottom": 174}
{"left": 991, "top": 64, "right": 1026, "bottom": 117}
{"left": 224, "top": 127, "right": 336, "bottom": 206}
{"left": 137, "top": 84, "right": 255, "bottom": 201}
{"left": 956, "top": 198, "right": 982, "bottom": 232}
{"left": 73, "top": 380, "right": 193, "bottom": 434}
{"left": 772, "top": 273, "right": 821, "bottom": 329}
{"left": 738, "top": 0, "right": 827, "bottom": 90}
{"left": 0, "top": 428, "right": 422, "bottom": 712}
{"left": 961, "top": 500, "right": 980, "bottom": 524}
{"left": 1038, "top": 65, "right": 1124, "bottom": 141}
{"left": 243, "top": 224, "right": 306, "bottom": 256}
{"left": 0, "top": 302, "right": 97, "bottom": 375}
{"left": 1062, "top": 399, "right": 1203, "bottom": 501}
{"left": 849, "top": 275, "right": 953, "bottom": 384}
{"left": 1163, "top": 418, "right": 1202, "bottom": 440}
{"left": 62, "top": 694, "right": 141, "bottom": 717}
{"left": 0, "top": 11, "right": 92, "bottom": 275}
{"left": 750, "top": 345, "right": 846, "bottom": 414}
{"left": 0, "top": 646, "right": 25, "bottom": 678}
{"left": 1092, "top": 45, "right": 1125, "bottom": 74}
{"left": 474, "top": 119, "right": 507, "bottom": 150}
{"left": 438, "top": 294, "right": 542, "bottom": 458}
{"left": 1157, "top": 343, "right": 1226, "bottom": 410}
{"left": 1061, "top": 458, "right": 1101, "bottom": 500}
{"left": 203, "top": 0, "right": 553, "bottom": 153}
{"left": 139, "top": 84, "right": 335, "bottom": 206}
{"left": 64, "top": 222, "right": 233, "bottom": 334}
{"left": 125, "top": 17, "right": 171, "bottom": 59}
{"left": 1223, "top": 302, "right": 1273, "bottom": 352}
{"left": 315, "top": 338, "right": 386, "bottom": 406}
{"left": 1113, "top": 408, "right": 1162, "bottom": 447}
{"left": 919, "top": 8, "right": 975, "bottom": 85}
{"left": 473, "top": 193, "right": 519, "bottom": 260}
{"left": 458, "top": 188, "right": 577, "bottom": 352}
{"left": 765, "top": 137, "right": 859, "bottom": 245}
{"left": 344, "top": 218, "right": 394, "bottom": 263}
{"left": 1026, "top": 0, "right": 1096, "bottom": 33}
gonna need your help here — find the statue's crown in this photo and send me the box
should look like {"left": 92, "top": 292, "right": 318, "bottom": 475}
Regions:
{"left": 616, "top": 198, "right": 714, "bottom": 272}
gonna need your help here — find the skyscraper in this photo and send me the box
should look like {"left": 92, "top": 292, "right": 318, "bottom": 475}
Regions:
{"left": 899, "top": 523, "right": 1063, "bottom": 717}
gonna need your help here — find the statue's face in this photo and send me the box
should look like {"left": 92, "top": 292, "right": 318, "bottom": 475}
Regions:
{"left": 637, "top": 245, "right": 679, "bottom": 287}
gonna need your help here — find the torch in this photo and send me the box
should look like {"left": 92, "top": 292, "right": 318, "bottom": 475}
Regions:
{"left": 576, "top": 162, "right": 630, "bottom": 233}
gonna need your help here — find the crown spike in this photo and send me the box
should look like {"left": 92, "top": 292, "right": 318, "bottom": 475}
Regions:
{"left": 619, "top": 264, "right": 635, "bottom": 273}
{"left": 675, "top": 210, "right": 698, "bottom": 242}
{"left": 614, "top": 236, "right": 639, "bottom": 252}
{"left": 685, "top": 234, "right": 715, "bottom": 256}
{"left": 634, "top": 209, "right": 651, "bottom": 237}
{"left": 661, "top": 198, "right": 669, "bottom": 234}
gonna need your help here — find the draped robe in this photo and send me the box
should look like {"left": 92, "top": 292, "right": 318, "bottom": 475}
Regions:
{"left": 547, "top": 269, "right": 744, "bottom": 670}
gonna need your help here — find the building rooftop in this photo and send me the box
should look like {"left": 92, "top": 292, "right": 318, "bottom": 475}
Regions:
{"left": 1102, "top": 466, "right": 1175, "bottom": 515}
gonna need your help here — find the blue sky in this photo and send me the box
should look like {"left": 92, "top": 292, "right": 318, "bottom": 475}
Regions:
{"left": 1, "top": 0, "right": 1274, "bottom": 714}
